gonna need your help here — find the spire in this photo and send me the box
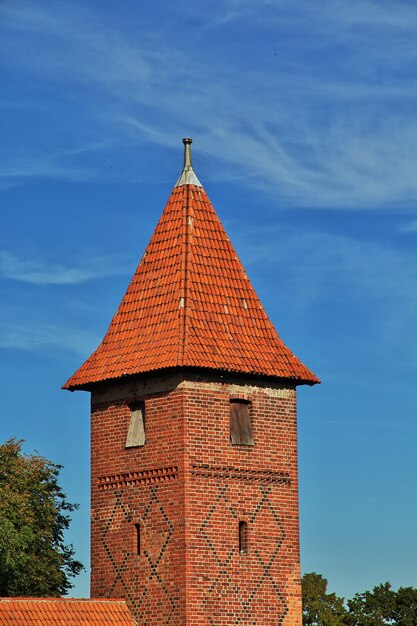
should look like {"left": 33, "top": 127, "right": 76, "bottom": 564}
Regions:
{"left": 175, "top": 138, "right": 202, "bottom": 187}
{"left": 63, "top": 139, "right": 319, "bottom": 390}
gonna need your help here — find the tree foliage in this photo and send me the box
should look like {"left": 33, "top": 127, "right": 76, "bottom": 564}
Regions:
{"left": 346, "top": 583, "right": 417, "bottom": 626}
{"left": 302, "top": 572, "right": 346, "bottom": 626}
{"left": 302, "top": 574, "right": 417, "bottom": 626}
{"left": 345, "top": 583, "right": 395, "bottom": 626}
{"left": 0, "top": 438, "right": 83, "bottom": 596}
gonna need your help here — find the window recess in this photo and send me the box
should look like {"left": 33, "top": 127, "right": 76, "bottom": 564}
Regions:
{"left": 230, "top": 399, "right": 253, "bottom": 446}
{"left": 134, "top": 523, "right": 141, "bottom": 555}
{"left": 239, "top": 520, "right": 248, "bottom": 554}
{"left": 125, "top": 402, "right": 145, "bottom": 448}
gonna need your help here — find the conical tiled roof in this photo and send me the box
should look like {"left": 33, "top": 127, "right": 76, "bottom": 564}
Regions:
{"left": 64, "top": 139, "right": 318, "bottom": 390}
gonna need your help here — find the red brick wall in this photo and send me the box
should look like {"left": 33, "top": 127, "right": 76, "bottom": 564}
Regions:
{"left": 90, "top": 373, "right": 302, "bottom": 626}
{"left": 90, "top": 375, "right": 187, "bottom": 625}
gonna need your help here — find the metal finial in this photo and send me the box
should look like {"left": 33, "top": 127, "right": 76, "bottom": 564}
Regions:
{"left": 175, "top": 137, "right": 202, "bottom": 187}
{"left": 183, "top": 138, "right": 193, "bottom": 170}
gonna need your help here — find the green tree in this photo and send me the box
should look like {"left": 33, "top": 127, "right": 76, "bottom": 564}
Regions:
{"left": 346, "top": 583, "right": 417, "bottom": 626}
{"left": 345, "top": 582, "right": 395, "bottom": 626}
{"left": 346, "top": 582, "right": 395, "bottom": 626}
{"left": 393, "top": 586, "right": 417, "bottom": 626}
{"left": 0, "top": 438, "right": 83, "bottom": 596}
{"left": 302, "top": 572, "right": 347, "bottom": 626}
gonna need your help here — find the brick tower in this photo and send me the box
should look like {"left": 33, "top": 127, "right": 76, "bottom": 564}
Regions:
{"left": 64, "top": 138, "right": 319, "bottom": 626}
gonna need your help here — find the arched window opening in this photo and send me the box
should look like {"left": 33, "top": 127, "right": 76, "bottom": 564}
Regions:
{"left": 134, "top": 523, "right": 141, "bottom": 555}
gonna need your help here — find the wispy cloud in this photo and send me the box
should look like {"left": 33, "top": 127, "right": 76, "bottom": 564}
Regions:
{"left": 0, "top": 321, "right": 99, "bottom": 355}
{"left": 399, "top": 219, "right": 417, "bottom": 233}
{"left": 244, "top": 224, "right": 417, "bottom": 305}
{"left": 238, "top": 223, "right": 417, "bottom": 369}
{"left": 1, "top": 0, "right": 417, "bottom": 209}
{"left": 0, "top": 251, "right": 129, "bottom": 285}
{"left": 322, "top": 0, "right": 417, "bottom": 33}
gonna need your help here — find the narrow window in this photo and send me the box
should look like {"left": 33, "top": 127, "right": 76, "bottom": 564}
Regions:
{"left": 230, "top": 400, "right": 253, "bottom": 446}
{"left": 125, "top": 402, "right": 145, "bottom": 448}
{"left": 239, "top": 521, "right": 248, "bottom": 554}
{"left": 134, "top": 523, "right": 141, "bottom": 555}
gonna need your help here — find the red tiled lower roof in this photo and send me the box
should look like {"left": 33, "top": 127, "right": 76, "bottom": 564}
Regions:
{"left": 0, "top": 598, "right": 136, "bottom": 625}
{"left": 64, "top": 184, "right": 319, "bottom": 389}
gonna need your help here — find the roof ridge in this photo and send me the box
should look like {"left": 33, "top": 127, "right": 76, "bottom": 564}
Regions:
{"left": 178, "top": 183, "right": 189, "bottom": 363}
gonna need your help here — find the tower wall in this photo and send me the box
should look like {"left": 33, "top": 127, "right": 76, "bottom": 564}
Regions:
{"left": 90, "top": 374, "right": 187, "bottom": 625}
{"left": 183, "top": 376, "right": 302, "bottom": 626}
{"left": 90, "top": 372, "right": 302, "bottom": 626}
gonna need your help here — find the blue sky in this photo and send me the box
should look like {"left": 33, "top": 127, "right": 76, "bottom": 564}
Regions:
{"left": 1, "top": 0, "right": 417, "bottom": 601}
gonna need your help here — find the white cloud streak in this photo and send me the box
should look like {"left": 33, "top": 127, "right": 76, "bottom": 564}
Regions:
{"left": 245, "top": 224, "right": 417, "bottom": 304}
{"left": 399, "top": 219, "right": 417, "bottom": 233}
{"left": 240, "top": 224, "right": 417, "bottom": 367}
{"left": 0, "top": 251, "right": 129, "bottom": 285}
{"left": 1, "top": 0, "right": 417, "bottom": 209}
{"left": 0, "top": 321, "right": 99, "bottom": 355}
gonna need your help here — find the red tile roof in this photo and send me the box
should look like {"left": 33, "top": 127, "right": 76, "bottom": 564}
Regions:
{"left": 64, "top": 167, "right": 318, "bottom": 390}
{"left": 0, "top": 598, "right": 137, "bottom": 625}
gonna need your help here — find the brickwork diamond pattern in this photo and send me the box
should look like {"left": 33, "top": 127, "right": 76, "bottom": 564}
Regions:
{"left": 100, "top": 486, "right": 176, "bottom": 625}
{"left": 199, "top": 484, "right": 289, "bottom": 625}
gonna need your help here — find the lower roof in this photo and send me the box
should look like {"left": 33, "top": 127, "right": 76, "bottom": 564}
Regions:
{"left": 0, "top": 598, "right": 137, "bottom": 625}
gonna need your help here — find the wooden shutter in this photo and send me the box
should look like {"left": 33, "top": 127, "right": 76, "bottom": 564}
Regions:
{"left": 125, "top": 403, "right": 145, "bottom": 447}
{"left": 230, "top": 401, "right": 253, "bottom": 446}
